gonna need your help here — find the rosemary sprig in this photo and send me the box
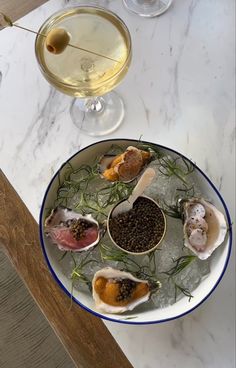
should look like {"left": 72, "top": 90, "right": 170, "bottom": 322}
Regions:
{"left": 59, "top": 251, "right": 68, "bottom": 262}
{"left": 156, "top": 155, "right": 195, "bottom": 219}
{"left": 95, "top": 181, "right": 134, "bottom": 209}
{"left": 161, "top": 255, "right": 196, "bottom": 277}
{"left": 70, "top": 251, "right": 99, "bottom": 293}
{"left": 70, "top": 252, "right": 77, "bottom": 268}
{"left": 174, "top": 283, "right": 193, "bottom": 302}
{"left": 54, "top": 160, "right": 134, "bottom": 221}
{"left": 75, "top": 192, "right": 108, "bottom": 218}
{"left": 55, "top": 162, "right": 99, "bottom": 208}
{"left": 135, "top": 142, "right": 163, "bottom": 160}
{"left": 99, "top": 243, "right": 161, "bottom": 292}
{"left": 100, "top": 243, "right": 129, "bottom": 263}
{"left": 148, "top": 250, "right": 160, "bottom": 275}
{"left": 100, "top": 243, "right": 149, "bottom": 271}
{"left": 106, "top": 144, "right": 124, "bottom": 155}
{"left": 159, "top": 182, "right": 195, "bottom": 219}
{"left": 158, "top": 156, "right": 194, "bottom": 184}
{"left": 71, "top": 270, "right": 92, "bottom": 292}
{"left": 160, "top": 199, "right": 182, "bottom": 218}
{"left": 176, "top": 184, "right": 195, "bottom": 198}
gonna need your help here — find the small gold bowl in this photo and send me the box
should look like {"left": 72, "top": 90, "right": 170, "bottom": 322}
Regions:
{"left": 107, "top": 195, "right": 167, "bottom": 255}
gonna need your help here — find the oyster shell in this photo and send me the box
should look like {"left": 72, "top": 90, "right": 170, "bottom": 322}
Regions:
{"left": 99, "top": 146, "right": 152, "bottom": 183}
{"left": 44, "top": 207, "right": 100, "bottom": 252}
{"left": 92, "top": 267, "right": 160, "bottom": 314}
{"left": 183, "top": 198, "right": 227, "bottom": 260}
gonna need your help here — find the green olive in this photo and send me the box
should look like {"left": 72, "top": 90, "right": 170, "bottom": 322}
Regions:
{"left": 46, "top": 28, "right": 70, "bottom": 54}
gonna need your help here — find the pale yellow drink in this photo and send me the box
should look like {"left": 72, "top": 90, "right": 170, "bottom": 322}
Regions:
{"left": 35, "top": 7, "right": 131, "bottom": 98}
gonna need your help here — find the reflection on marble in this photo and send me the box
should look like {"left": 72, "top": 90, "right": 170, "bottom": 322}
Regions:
{"left": 0, "top": 0, "right": 235, "bottom": 367}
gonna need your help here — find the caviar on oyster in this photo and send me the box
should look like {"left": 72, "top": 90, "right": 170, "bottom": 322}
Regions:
{"left": 45, "top": 207, "right": 100, "bottom": 252}
{"left": 92, "top": 267, "right": 161, "bottom": 314}
{"left": 183, "top": 198, "right": 227, "bottom": 260}
{"left": 99, "top": 146, "right": 152, "bottom": 182}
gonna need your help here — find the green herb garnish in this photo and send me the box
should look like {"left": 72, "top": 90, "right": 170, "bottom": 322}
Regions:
{"left": 159, "top": 183, "right": 195, "bottom": 219}
{"left": 99, "top": 243, "right": 161, "bottom": 289}
{"left": 54, "top": 160, "right": 135, "bottom": 222}
{"left": 70, "top": 251, "right": 99, "bottom": 293}
{"left": 161, "top": 255, "right": 196, "bottom": 277}
{"left": 100, "top": 243, "right": 129, "bottom": 263}
{"left": 59, "top": 251, "right": 68, "bottom": 262}
{"left": 160, "top": 199, "right": 182, "bottom": 218}
{"left": 106, "top": 144, "right": 124, "bottom": 155}
{"left": 148, "top": 250, "right": 159, "bottom": 275}
{"left": 136, "top": 142, "right": 162, "bottom": 160}
{"left": 174, "top": 283, "right": 194, "bottom": 302}
{"left": 158, "top": 156, "right": 195, "bottom": 184}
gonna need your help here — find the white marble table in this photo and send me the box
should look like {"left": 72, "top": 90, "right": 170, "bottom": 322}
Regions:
{"left": 0, "top": 0, "right": 235, "bottom": 367}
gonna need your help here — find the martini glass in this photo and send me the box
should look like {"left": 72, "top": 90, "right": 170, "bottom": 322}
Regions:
{"left": 35, "top": 6, "right": 132, "bottom": 136}
{"left": 123, "top": 0, "right": 173, "bottom": 17}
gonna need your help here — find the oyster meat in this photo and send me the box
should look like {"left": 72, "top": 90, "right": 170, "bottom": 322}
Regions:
{"left": 183, "top": 198, "right": 227, "bottom": 260}
{"left": 44, "top": 207, "right": 100, "bottom": 252}
{"left": 99, "top": 146, "right": 152, "bottom": 182}
{"left": 92, "top": 267, "right": 161, "bottom": 314}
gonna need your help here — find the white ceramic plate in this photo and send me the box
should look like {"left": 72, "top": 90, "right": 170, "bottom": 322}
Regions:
{"left": 39, "top": 139, "right": 232, "bottom": 324}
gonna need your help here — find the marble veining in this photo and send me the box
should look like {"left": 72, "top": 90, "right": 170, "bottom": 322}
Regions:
{"left": 0, "top": 0, "right": 235, "bottom": 367}
{"left": 16, "top": 87, "right": 69, "bottom": 157}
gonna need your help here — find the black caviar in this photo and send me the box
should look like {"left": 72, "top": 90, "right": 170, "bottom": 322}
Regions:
{"left": 116, "top": 279, "right": 137, "bottom": 302}
{"left": 70, "top": 219, "right": 94, "bottom": 240}
{"left": 109, "top": 196, "right": 165, "bottom": 253}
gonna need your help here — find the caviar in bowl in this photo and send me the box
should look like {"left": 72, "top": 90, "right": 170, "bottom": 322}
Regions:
{"left": 107, "top": 196, "right": 166, "bottom": 255}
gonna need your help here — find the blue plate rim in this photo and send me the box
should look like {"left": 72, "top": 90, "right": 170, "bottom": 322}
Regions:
{"left": 39, "top": 138, "right": 233, "bottom": 325}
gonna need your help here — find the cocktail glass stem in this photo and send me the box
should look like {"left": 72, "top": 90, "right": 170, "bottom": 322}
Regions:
{"left": 77, "top": 97, "right": 104, "bottom": 113}
{"left": 123, "top": 0, "right": 173, "bottom": 17}
{"left": 70, "top": 91, "right": 125, "bottom": 136}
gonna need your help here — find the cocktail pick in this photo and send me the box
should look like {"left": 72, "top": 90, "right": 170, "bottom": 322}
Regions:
{"left": 0, "top": 12, "right": 120, "bottom": 63}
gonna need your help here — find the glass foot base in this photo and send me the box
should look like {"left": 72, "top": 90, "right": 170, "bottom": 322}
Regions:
{"left": 123, "top": 0, "right": 173, "bottom": 17}
{"left": 70, "top": 91, "right": 125, "bottom": 136}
